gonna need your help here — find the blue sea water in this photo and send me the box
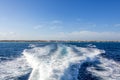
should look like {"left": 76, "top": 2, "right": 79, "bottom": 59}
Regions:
{"left": 0, "top": 42, "right": 120, "bottom": 80}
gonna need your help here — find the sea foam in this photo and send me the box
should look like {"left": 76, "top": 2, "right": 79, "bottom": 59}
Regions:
{"left": 23, "top": 44, "right": 104, "bottom": 80}
{"left": 0, "top": 56, "right": 31, "bottom": 80}
{"left": 87, "top": 57, "right": 120, "bottom": 80}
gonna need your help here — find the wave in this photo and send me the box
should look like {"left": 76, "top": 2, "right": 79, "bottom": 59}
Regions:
{"left": 2, "top": 44, "right": 119, "bottom": 80}
{"left": 87, "top": 57, "right": 120, "bottom": 80}
{"left": 22, "top": 44, "right": 104, "bottom": 80}
{"left": 0, "top": 56, "right": 31, "bottom": 80}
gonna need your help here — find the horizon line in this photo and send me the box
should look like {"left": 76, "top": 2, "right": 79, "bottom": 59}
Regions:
{"left": 0, "top": 40, "right": 120, "bottom": 42}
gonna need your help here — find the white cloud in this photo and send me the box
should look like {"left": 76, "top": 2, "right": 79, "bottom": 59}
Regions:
{"left": 51, "top": 20, "right": 62, "bottom": 24}
{"left": 0, "top": 32, "right": 17, "bottom": 40}
{"left": 0, "top": 31, "right": 119, "bottom": 40}
{"left": 48, "top": 31, "right": 120, "bottom": 40}
{"left": 49, "top": 20, "right": 63, "bottom": 30}
{"left": 34, "top": 20, "right": 63, "bottom": 30}
{"left": 114, "top": 24, "right": 120, "bottom": 27}
{"left": 76, "top": 18, "right": 82, "bottom": 21}
{"left": 49, "top": 26, "right": 57, "bottom": 30}
{"left": 49, "top": 26, "right": 63, "bottom": 30}
{"left": 34, "top": 25, "right": 43, "bottom": 29}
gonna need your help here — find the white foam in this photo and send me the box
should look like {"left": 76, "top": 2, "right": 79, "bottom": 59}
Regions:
{"left": 74, "top": 46, "right": 105, "bottom": 60}
{"left": 0, "top": 56, "right": 31, "bottom": 80}
{"left": 29, "top": 44, "right": 36, "bottom": 48}
{"left": 87, "top": 44, "right": 96, "bottom": 48}
{"left": 23, "top": 44, "right": 104, "bottom": 80}
{"left": 87, "top": 57, "right": 120, "bottom": 80}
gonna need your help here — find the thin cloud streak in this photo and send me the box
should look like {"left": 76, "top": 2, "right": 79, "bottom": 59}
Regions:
{"left": 51, "top": 20, "right": 62, "bottom": 24}
{"left": 114, "top": 24, "right": 120, "bottom": 27}
{"left": 49, "top": 31, "right": 120, "bottom": 40}
{"left": 0, "top": 32, "right": 17, "bottom": 40}
{"left": 0, "top": 31, "right": 119, "bottom": 40}
{"left": 34, "top": 25, "right": 43, "bottom": 29}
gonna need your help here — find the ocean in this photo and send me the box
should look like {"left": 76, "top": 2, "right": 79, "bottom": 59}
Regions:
{"left": 0, "top": 42, "right": 120, "bottom": 80}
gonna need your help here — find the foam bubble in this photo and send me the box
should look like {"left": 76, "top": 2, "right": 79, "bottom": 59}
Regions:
{"left": 29, "top": 44, "right": 36, "bottom": 48}
{"left": 74, "top": 46, "right": 105, "bottom": 60}
{"left": 0, "top": 56, "right": 31, "bottom": 80}
{"left": 87, "top": 44, "right": 96, "bottom": 48}
{"left": 23, "top": 44, "right": 104, "bottom": 80}
{"left": 87, "top": 57, "right": 120, "bottom": 80}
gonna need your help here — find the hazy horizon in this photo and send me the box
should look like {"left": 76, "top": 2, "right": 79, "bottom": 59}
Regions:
{"left": 0, "top": 0, "right": 120, "bottom": 40}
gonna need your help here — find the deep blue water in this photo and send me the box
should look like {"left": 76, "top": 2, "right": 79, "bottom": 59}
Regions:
{"left": 0, "top": 42, "right": 120, "bottom": 80}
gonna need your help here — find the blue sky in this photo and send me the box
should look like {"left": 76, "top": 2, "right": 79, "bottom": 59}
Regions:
{"left": 0, "top": 0, "right": 120, "bottom": 40}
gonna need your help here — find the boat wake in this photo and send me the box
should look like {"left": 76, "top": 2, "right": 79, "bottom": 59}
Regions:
{"left": 23, "top": 44, "right": 104, "bottom": 80}
{"left": 0, "top": 44, "right": 120, "bottom": 80}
